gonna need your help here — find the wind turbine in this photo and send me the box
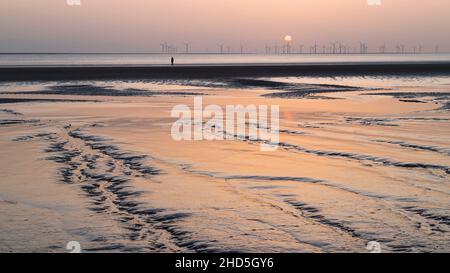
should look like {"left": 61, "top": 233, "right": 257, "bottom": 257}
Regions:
{"left": 183, "top": 43, "right": 190, "bottom": 54}
{"left": 332, "top": 42, "right": 338, "bottom": 54}
{"left": 338, "top": 43, "right": 344, "bottom": 54}
{"left": 313, "top": 42, "right": 318, "bottom": 54}
{"left": 359, "top": 42, "right": 368, "bottom": 54}
{"left": 160, "top": 43, "right": 168, "bottom": 54}
{"left": 342, "top": 43, "right": 346, "bottom": 54}
{"left": 218, "top": 44, "right": 225, "bottom": 54}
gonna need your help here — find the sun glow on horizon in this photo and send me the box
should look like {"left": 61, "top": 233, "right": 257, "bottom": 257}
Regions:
{"left": 284, "top": 35, "right": 293, "bottom": 43}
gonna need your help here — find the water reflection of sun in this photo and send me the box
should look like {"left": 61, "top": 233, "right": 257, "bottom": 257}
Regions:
{"left": 282, "top": 111, "right": 295, "bottom": 121}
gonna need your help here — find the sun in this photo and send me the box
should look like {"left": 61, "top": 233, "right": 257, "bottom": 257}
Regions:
{"left": 284, "top": 35, "right": 293, "bottom": 43}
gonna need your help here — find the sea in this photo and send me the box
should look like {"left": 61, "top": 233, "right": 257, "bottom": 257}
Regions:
{"left": 1, "top": 53, "right": 450, "bottom": 67}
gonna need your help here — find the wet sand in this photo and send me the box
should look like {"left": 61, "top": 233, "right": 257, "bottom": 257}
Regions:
{"left": 1, "top": 62, "right": 450, "bottom": 81}
{"left": 0, "top": 76, "right": 449, "bottom": 253}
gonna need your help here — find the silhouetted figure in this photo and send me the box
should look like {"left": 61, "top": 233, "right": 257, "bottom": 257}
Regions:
{"left": 171, "top": 57, "right": 174, "bottom": 66}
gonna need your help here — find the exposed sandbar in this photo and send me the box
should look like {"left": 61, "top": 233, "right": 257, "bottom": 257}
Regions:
{"left": 1, "top": 62, "right": 450, "bottom": 81}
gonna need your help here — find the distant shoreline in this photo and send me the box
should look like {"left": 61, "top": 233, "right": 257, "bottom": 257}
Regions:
{"left": 1, "top": 62, "right": 450, "bottom": 81}
{"left": 1, "top": 52, "right": 450, "bottom": 55}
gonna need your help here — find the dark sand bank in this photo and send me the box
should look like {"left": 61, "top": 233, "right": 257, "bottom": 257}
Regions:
{"left": 0, "top": 84, "right": 205, "bottom": 97}
{"left": 0, "top": 98, "right": 98, "bottom": 104}
{"left": 1, "top": 62, "right": 450, "bottom": 81}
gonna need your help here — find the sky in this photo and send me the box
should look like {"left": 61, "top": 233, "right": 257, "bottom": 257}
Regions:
{"left": 0, "top": 0, "right": 449, "bottom": 53}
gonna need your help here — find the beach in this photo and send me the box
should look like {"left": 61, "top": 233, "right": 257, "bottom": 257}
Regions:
{"left": 1, "top": 62, "right": 450, "bottom": 81}
{"left": 0, "top": 64, "right": 449, "bottom": 253}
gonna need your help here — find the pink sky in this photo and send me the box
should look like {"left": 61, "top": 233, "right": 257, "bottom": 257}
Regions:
{"left": 0, "top": 0, "right": 449, "bottom": 52}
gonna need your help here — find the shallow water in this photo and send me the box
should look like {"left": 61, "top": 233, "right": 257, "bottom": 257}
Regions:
{"left": 0, "top": 76, "right": 449, "bottom": 252}
{"left": 1, "top": 53, "right": 450, "bottom": 67}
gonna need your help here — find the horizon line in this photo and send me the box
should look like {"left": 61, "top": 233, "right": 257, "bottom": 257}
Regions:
{"left": 1, "top": 52, "right": 449, "bottom": 55}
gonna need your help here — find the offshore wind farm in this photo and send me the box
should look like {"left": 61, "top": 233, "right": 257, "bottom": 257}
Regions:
{"left": 152, "top": 38, "right": 443, "bottom": 55}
